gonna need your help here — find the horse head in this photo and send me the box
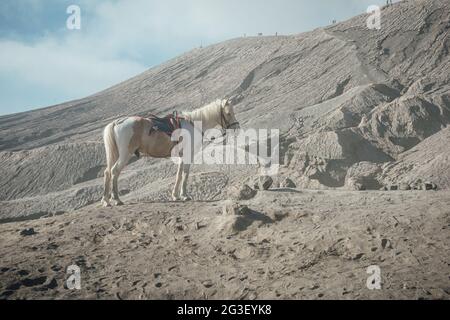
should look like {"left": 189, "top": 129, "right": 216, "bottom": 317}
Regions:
{"left": 220, "top": 99, "right": 240, "bottom": 130}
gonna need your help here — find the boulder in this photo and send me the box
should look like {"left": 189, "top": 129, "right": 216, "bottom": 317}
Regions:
{"left": 399, "top": 183, "right": 412, "bottom": 191}
{"left": 223, "top": 202, "right": 251, "bottom": 216}
{"left": 279, "top": 178, "right": 296, "bottom": 188}
{"left": 228, "top": 184, "right": 257, "bottom": 200}
{"left": 219, "top": 202, "right": 256, "bottom": 235}
{"left": 409, "top": 179, "right": 438, "bottom": 191}
{"left": 410, "top": 179, "right": 424, "bottom": 190}
{"left": 346, "top": 178, "right": 366, "bottom": 191}
{"left": 423, "top": 182, "right": 438, "bottom": 191}
{"left": 258, "top": 176, "right": 274, "bottom": 191}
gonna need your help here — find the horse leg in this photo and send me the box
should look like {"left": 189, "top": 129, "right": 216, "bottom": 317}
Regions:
{"left": 172, "top": 160, "right": 183, "bottom": 201}
{"left": 180, "top": 163, "right": 192, "bottom": 201}
{"left": 111, "top": 153, "right": 131, "bottom": 206}
{"left": 101, "top": 169, "right": 112, "bottom": 207}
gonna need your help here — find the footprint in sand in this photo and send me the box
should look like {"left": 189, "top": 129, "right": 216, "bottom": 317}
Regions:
{"left": 0, "top": 267, "right": 10, "bottom": 274}
{"left": 17, "top": 270, "right": 30, "bottom": 276}
{"left": 2, "top": 275, "right": 49, "bottom": 298}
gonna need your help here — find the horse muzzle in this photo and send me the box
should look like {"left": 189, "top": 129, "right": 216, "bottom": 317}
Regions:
{"left": 227, "top": 122, "right": 240, "bottom": 130}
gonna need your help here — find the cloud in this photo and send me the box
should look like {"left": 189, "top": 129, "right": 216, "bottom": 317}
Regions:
{"left": 0, "top": 39, "right": 145, "bottom": 94}
{"left": 0, "top": 37, "right": 146, "bottom": 114}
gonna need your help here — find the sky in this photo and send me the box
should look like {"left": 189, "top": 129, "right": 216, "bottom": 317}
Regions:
{"left": 0, "top": 0, "right": 391, "bottom": 116}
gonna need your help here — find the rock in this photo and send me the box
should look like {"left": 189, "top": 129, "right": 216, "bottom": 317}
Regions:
{"left": 346, "top": 178, "right": 366, "bottom": 191}
{"left": 381, "top": 239, "right": 393, "bottom": 250}
{"left": 268, "top": 211, "right": 289, "bottom": 222}
{"left": 246, "top": 177, "right": 260, "bottom": 190}
{"left": 423, "top": 182, "right": 437, "bottom": 191}
{"left": 223, "top": 202, "right": 239, "bottom": 216}
{"left": 223, "top": 202, "right": 251, "bottom": 216}
{"left": 219, "top": 203, "right": 258, "bottom": 235}
{"left": 279, "top": 178, "right": 296, "bottom": 188}
{"left": 258, "top": 176, "right": 273, "bottom": 190}
{"left": 352, "top": 253, "right": 365, "bottom": 261}
{"left": 228, "top": 184, "right": 257, "bottom": 200}
{"left": 410, "top": 180, "right": 423, "bottom": 190}
{"left": 272, "top": 181, "right": 281, "bottom": 189}
{"left": 409, "top": 179, "right": 438, "bottom": 191}
{"left": 20, "top": 228, "right": 37, "bottom": 237}
{"left": 389, "top": 185, "right": 399, "bottom": 191}
{"left": 399, "top": 183, "right": 411, "bottom": 191}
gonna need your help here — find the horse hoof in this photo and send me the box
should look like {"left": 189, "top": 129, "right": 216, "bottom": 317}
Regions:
{"left": 101, "top": 200, "right": 111, "bottom": 207}
{"left": 114, "top": 200, "right": 124, "bottom": 206}
{"left": 181, "top": 196, "right": 192, "bottom": 202}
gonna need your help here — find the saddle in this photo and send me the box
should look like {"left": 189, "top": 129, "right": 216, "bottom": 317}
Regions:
{"left": 146, "top": 112, "right": 183, "bottom": 137}
{"left": 135, "top": 112, "right": 187, "bottom": 159}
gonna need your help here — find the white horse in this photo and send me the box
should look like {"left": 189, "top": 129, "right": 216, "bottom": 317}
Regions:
{"left": 101, "top": 99, "right": 240, "bottom": 207}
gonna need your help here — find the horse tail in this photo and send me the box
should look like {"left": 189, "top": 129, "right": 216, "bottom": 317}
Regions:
{"left": 103, "top": 121, "right": 119, "bottom": 171}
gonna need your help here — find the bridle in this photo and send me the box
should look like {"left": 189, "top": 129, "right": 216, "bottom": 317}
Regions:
{"left": 220, "top": 105, "right": 239, "bottom": 130}
{"left": 204, "top": 105, "right": 239, "bottom": 143}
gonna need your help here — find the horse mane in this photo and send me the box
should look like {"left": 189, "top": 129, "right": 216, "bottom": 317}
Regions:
{"left": 183, "top": 99, "right": 223, "bottom": 123}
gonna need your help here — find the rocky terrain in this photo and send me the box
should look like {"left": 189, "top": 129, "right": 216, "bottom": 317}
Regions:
{"left": 0, "top": 0, "right": 449, "bottom": 299}
{"left": 1, "top": 189, "right": 449, "bottom": 300}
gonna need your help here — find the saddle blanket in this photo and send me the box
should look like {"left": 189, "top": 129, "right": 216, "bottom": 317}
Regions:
{"left": 147, "top": 113, "right": 182, "bottom": 137}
